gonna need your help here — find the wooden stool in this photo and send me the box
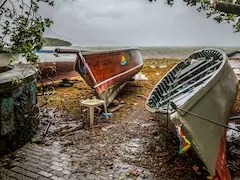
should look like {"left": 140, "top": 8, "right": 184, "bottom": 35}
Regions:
{"left": 79, "top": 98, "right": 108, "bottom": 126}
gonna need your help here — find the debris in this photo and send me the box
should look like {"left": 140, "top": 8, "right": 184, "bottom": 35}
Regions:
{"left": 229, "top": 116, "right": 240, "bottom": 120}
{"left": 102, "top": 113, "right": 113, "bottom": 118}
{"left": 60, "top": 140, "right": 74, "bottom": 147}
{"left": 43, "top": 122, "right": 51, "bottom": 136}
{"left": 156, "top": 73, "right": 160, "bottom": 76}
{"left": 206, "top": 176, "right": 214, "bottom": 179}
{"left": 108, "top": 105, "right": 125, "bottom": 113}
{"left": 192, "top": 164, "right": 199, "bottom": 171}
{"left": 67, "top": 130, "right": 85, "bottom": 136}
{"left": 90, "top": 124, "right": 103, "bottom": 129}
{"left": 129, "top": 169, "right": 139, "bottom": 176}
{"left": 159, "top": 65, "right": 167, "bottom": 68}
{"left": 173, "top": 167, "right": 184, "bottom": 170}
{"left": 135, "top": 94, "right": 148, "bottom": 100}
{"left": 227, "top": 122, "right": 240, "bottom": 142}
{"left": 102, "top": 125, "right": 114, "bottom": 131}
{"left": 132, "top": 138, "right": 141, "bottom": 142}
{"left": 60, "top": 122, "right": 83, "bottom": 134}
{"left": 125, "top": 83, "right": 142, "bottom": 87}
{"left": 112, "top": 100, "right": 119, "bottom": 106}
{"left": 54, "top": 125, "right": 69, "bottom": 134}
{"left": 74, "top": 162, "right": 79, "bottom": 167}
{"left": 37, "top": 91, "right": 57, "bottom": 96}
{"left": 192, "top": 164, "right": 201, "bottom": 175}
{"left": 58, "top": 82, "right": 74, "bottom": 87}
{"left": 133, "top": 72, "right": 148, "bottom": 80}
{"left": 107, "top": 161, "right": 114, "bottom": 166}
{"left": 31, "top": 138, "right": 37, "bottom": 143}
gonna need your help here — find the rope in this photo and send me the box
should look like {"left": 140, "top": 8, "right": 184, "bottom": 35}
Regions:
{"left": 176, "top": 124, "right": 191, "bottom": 154}
{"left": 170, "top": 102, "right": 240, "bottom": 132}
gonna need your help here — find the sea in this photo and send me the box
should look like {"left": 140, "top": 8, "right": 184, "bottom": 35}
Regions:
{"left": 41, "top": 46, "right": 240, "bottom": 60}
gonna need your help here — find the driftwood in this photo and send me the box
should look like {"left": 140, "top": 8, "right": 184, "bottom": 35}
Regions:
{"left": 60, "top": 122, "right": 83, "bottom": 134}
{"left": 108, "top": 104, "right": 125, "bottom": 113}
{"left": 43, "top": 122, "right": 51, "bottom": 136}
{"left": 214, "top": 0, "right": 240, "bottom": 16}
{"left": 135, "top": 94, "right": 148, "bottom": 100}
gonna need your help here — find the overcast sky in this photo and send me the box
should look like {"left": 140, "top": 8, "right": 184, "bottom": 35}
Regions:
{"left": 40, "top": 0, "right": 240, "bottom": 47}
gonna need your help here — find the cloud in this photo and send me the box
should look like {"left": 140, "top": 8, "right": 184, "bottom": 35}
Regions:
{"left": 39, "top": 0, "right": 240, "bottom": 46}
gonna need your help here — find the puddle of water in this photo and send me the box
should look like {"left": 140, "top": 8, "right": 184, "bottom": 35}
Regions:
{"left": 120, "top": 140, "right": 143, "bottom": 159}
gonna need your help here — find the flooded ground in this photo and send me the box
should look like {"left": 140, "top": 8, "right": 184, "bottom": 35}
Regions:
{"left": 0, "top": 59, "right": 240, "bottom": 180}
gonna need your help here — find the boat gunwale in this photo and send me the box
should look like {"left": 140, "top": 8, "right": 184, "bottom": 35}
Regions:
{"left": 81, "top": 48, "right": 140, "bottom": 56}
{"left": 34, "top": 48, "right": 141, "bottom": 63}
{"left": 93, "top": 63, "right": 144, "bottom": 89}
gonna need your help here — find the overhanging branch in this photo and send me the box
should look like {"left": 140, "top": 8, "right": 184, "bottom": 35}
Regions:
{"left": 0, "top": 0, "right": 7, "bottom": 9}
{"left": 213, "top": 0, "right": 240, "bottom": 16}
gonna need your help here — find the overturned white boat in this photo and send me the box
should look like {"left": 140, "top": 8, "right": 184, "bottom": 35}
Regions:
{"left": 145, "top": 49, "right": 238, "bottom": 179}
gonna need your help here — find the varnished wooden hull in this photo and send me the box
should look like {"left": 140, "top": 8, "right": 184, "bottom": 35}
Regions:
{"left": 75, "top": 48, "right": 144, "bottom": 106}
{"left": 36, "top": 48, "right": 144, "bottom": 106}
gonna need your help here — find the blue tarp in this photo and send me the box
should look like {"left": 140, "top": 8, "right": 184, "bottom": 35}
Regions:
{"left": 33, "top": 50, "right": 55, "bottom": 53}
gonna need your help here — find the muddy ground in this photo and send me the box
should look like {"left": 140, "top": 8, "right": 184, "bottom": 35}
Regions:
{"left": 34, "top": 59, "right": 240, "bottom": 180}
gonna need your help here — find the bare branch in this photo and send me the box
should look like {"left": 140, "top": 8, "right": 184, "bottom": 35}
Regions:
{"left": 0, "top": 0, "right": 7, "bottom": 9}
{"left": 8, "top": 0, "right": 17, "bottom": 17}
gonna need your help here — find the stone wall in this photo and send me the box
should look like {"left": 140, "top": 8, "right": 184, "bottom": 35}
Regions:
{"left": 0, "top": 80, "right": 39, "bottom": 154}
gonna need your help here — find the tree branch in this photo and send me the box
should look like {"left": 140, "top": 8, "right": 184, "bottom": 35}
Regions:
{"left": 0, "top": 0, "right": 7, "bottom": 9}
{"left": 213, "top": 0, "right": 240, "bottom": 16}
{"left": 9, "top": 0, "right": 17, "bottom": 17}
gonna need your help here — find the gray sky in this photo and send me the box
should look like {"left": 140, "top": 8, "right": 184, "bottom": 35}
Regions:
{"left": 40, "top": 0, "right": 240, "bottom": 46}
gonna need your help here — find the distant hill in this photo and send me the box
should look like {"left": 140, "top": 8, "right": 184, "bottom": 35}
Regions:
{"left": 43, "top": 37, "right": 72, "bottom": 46}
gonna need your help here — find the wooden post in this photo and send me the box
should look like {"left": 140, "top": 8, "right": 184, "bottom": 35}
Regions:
{"left": 213, "top": 0, "right": 240, "bottom": 16}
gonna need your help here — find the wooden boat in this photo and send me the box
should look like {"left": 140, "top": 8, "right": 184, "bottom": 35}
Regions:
{"left": 33, "top": 49, "right": 87, "bottom": 82}
{"left": 55, "top": 48, "right": 144, "bottom": 106}
{"left": 145, "top": 49, "right": 238, "bottom": 179}
{"left": 230, "top": 64, "right": 240, "bottom": 81}
{"left": 227, "top": 51, "right": 240, "bottom": 81}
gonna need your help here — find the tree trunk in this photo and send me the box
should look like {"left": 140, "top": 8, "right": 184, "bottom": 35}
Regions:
{"left": 214, "top": 0, "right": 240, "bottom": 16}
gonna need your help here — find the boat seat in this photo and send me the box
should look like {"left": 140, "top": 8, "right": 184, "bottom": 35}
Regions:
{"left": 79, "top": 98, "right": 108, "bottom": 126}
{"left": 177, "top": 59, "right": 206, "bottom": 78}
